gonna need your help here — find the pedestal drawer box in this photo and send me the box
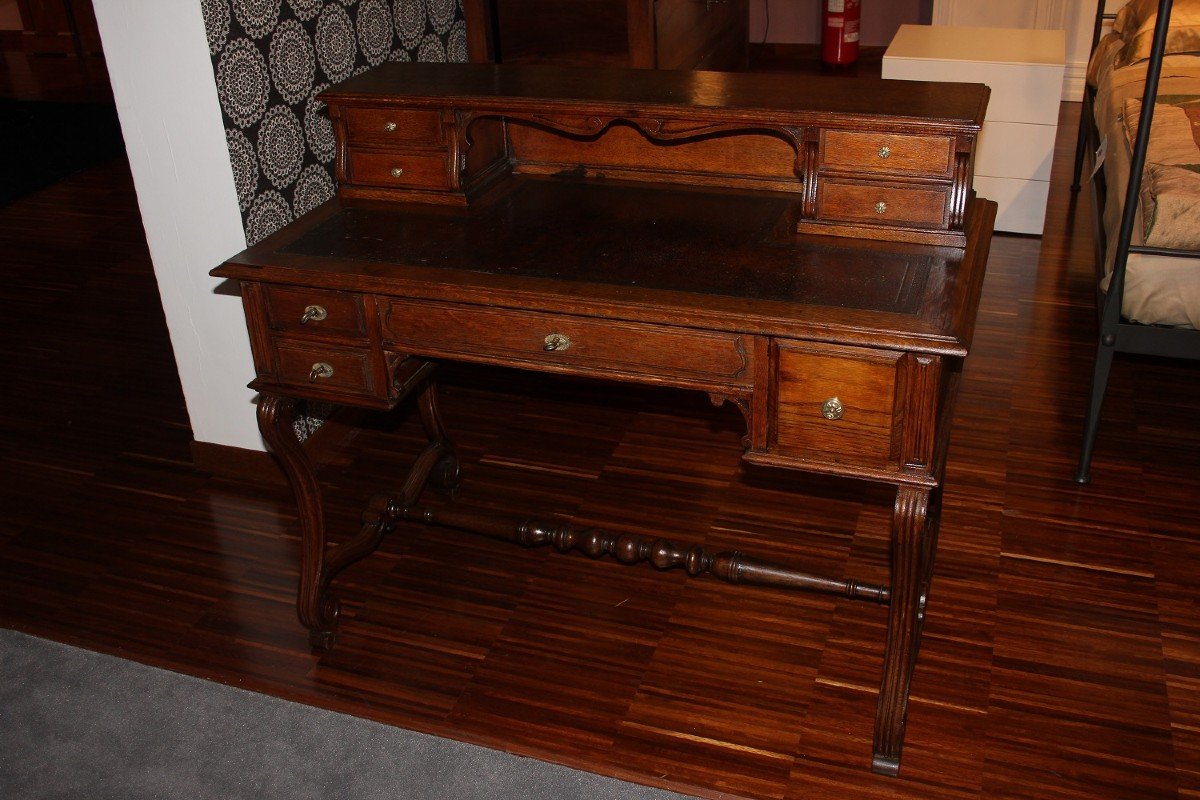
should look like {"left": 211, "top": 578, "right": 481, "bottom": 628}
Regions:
{"left": 882, "top": 25, "right": 1065, "bottom": 235}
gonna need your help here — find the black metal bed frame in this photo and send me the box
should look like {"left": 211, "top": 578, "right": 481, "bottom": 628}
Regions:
{"left": 1071, "top": 0, "right": 1200, "bottom": 483}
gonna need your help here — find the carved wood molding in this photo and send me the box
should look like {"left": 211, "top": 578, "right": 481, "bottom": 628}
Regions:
{"left": 457, "top": 111, "right": 806, "bottom": 177}
{"left": 708, "top": 391, "right": 753, "bottom": 448}
{"left": 801, "top": 137, "right": 820, "bottom": 216}
{"left": 950, "top": 150, "right": 972, "bottom": 229}
{"left": 898, "top": 354, "right": 943, "bottom": 472}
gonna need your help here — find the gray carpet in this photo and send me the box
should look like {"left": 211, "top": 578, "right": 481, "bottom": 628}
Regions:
{"left": 0, "top": 629, "right": 696, "bottom": 800}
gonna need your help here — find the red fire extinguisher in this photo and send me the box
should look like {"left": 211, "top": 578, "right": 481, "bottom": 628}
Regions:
{"left": 821, "top": 0, "right": 861, "bottom": 68}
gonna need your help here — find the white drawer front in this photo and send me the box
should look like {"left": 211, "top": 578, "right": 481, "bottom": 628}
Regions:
{"left": 973, "top": 176, "right": 1050, "bottom": 235}
{"left": 976, "top": 121, "right": 1057, "bottom": 182}
{"left": 882, "top": 58, "right": 1063, "bottom": 125}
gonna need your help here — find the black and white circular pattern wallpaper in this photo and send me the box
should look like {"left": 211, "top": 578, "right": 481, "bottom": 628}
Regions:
{"left": 203, "top": 0, "right": 468, "bottom": 438}
{"left": 203, "top": 0, "right": 468, "bottom": 246}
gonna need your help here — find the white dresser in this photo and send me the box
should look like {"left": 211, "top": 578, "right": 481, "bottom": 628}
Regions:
{"left": 882, "top": 25, "right": 1066, "bottom": 235}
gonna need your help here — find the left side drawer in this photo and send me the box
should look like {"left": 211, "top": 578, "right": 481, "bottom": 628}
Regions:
{"left": 243, "top": 284, "right": 392, "bottom": 406}
{"left": 264, "top": 286, "right": 367, "bottom": 339}
{"left": 271, "top": 340, "right": 381, "bottom": 399}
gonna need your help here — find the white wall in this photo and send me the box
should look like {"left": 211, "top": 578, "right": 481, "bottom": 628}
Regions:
{"left": 931, "top": 0, "right": 1119, "bottom": 100}
{"left": 90, "top": 0, "right": 263, "bottom": 451}
{"left": 1063, "top": 0, "right": 1124, "bottom": 97}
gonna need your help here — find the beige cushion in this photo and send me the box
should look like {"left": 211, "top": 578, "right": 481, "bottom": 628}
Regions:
{"left": 1116, "top": 0, "right": 1200, "bottom": 66}
{"left": 1140, "top": 163, "right": 1200, "bottom": 247}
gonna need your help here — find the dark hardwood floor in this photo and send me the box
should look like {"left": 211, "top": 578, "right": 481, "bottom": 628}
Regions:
{"left": 3, "top": 51, "right": 1200, "bottom": 797}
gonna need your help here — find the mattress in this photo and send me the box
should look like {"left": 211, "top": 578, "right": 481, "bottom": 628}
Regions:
{"left": 1090, "top": 22, "right": 1200, "bottom": 328}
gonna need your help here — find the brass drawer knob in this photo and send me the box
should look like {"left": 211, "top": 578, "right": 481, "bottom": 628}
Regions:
{"left": 874, "top": 201, "right": 887, "bottom": 215}
{"left": 878, "top": 146, "right": 891, "bottom": 159}
{"left": 299, "top": 304, "right": 327, "bottom": 324}
{"left": 821, "top": 396, "right": 844, "bottom": 420}
{"left": 383, "top": 121, "right": 397, "bottom": 132}
{"left": 390, "top": 167, "right": 404, "bottom": 178}
{"left": 543, "top": 333, "right": 571, "bottom": 352}
{"left": 308, "top": 362, "right": 334, "bottom": 382}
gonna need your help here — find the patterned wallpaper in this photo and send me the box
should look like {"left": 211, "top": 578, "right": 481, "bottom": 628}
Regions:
{"left": 202, "top": 0, "right": 467, "bottom": 438}
{"left": 202, "top": 0, "right": 468, "bottom": 245}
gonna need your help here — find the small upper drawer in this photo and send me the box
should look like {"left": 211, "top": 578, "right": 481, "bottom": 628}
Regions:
{"left": 380, "top": 299, "right": 754, "bottom": 389}
{"left": 264, "top": 286, "right": 366, "bottom": 338}
{"left": 771, "top": 341, "right": 900, "bottom": 470}
{"left": 341, "top": 107, "right": 443, "bottom": 146}
{"left": 820, "top": 130, "right": 954, "bottom": 178}
{"left": 815, "top": 178, "right": 950, "bottom": 229}
{"left": 347, "top": 150, "right": 452, "bottom": 190}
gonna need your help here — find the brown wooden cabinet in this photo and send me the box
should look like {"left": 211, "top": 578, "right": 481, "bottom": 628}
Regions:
{"left": 15, "top": 0, "right": 101, "bottom": 55}
{"left": 462, "top": 0, "right": 749, "bottom": 70}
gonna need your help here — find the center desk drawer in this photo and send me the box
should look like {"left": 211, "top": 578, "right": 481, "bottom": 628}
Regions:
{"left": 381, "top": 299, "right": 753, "bottom": 388}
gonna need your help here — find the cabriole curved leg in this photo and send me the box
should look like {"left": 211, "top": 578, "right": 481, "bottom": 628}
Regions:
{"left": 257, "top": 394, "right": 339, "bottom": 652}
{"left": 872, "top": 485, "right": 934, "bottom": 776}
{"left": 256, "top": 372, "right": 457, "bottom": 653}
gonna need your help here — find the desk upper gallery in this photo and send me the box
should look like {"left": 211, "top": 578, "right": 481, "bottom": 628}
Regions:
{"left": 212, "top": 62, "right": 993, "bottom": 776}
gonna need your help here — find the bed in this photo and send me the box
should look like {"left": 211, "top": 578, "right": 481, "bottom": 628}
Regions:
{"left": 1073, "top": 0, "right": 1200, "bottom": 483}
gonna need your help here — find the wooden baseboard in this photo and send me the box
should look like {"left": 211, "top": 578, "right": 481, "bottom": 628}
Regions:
{"left": 191, "top": 407, "right": 368, "bottom": 483}
{"left": 190, "top": 440, "right": 280, "bottom": 484}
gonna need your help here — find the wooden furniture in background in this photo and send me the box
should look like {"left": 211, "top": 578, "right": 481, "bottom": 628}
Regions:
{"left": 213, "top": 62, "right": 993, "bottom": 775}
{"left": 323, "top": 62, "right": 985, "bottom": 245}
{"left": 461, "top": 0, "right": 750, "bottom": 70}
{"left": 883, "top": 24, "right": 1066, "bottom": 235}
{"left": 14, "top": 0, "right": 100, "bottom": 55}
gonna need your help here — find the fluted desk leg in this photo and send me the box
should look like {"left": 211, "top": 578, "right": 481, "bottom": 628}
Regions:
{"left": 872, "top": 484, "right": 939, "bottom": 776}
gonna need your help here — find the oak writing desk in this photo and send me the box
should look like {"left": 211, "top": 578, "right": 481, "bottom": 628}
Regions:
{"left": 212, "top": 63, "right": 993, "bottom": 775}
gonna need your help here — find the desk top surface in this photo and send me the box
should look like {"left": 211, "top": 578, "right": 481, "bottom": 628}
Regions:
{"left": 320, "top": 62, "right": 988, "bottom": 128}
{"left": 216, "top": 177, "right": 994, "bottom": 357}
